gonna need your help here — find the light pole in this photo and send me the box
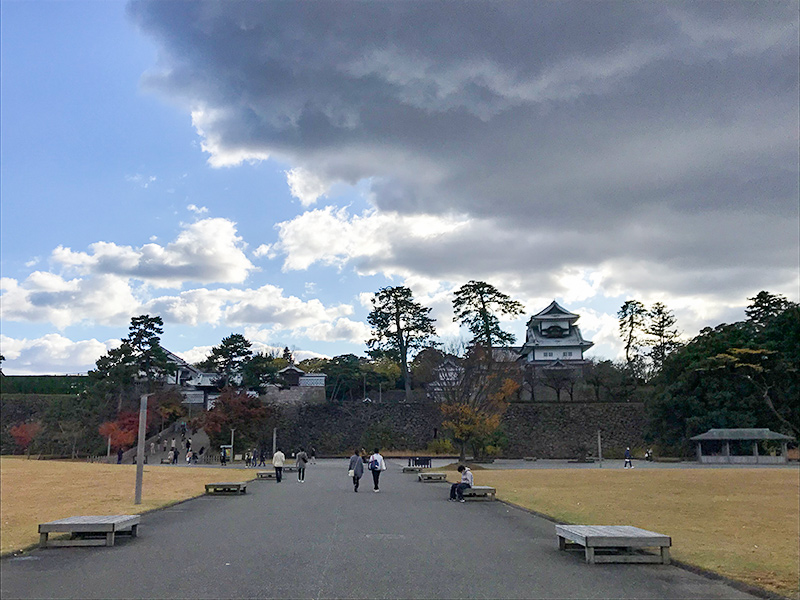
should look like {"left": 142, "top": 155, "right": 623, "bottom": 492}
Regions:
{"left": 230, "top": 428, "right": 236, "bottom": 463}
{"left": 134, "top": 394, "right": 151, "bottom": 505}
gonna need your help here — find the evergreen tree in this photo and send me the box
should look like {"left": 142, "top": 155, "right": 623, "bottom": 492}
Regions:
{"left": 367, "top": 286, "right": 437, "bottom": 402}
{"left": 646, "top": 302, "right": 681, "bottom": 372}
{"left": 208, "top": 334, "right": 253, "bottom": 388}
{"left": 126, "top": 315, "right": 172, "bottom": 390}
{"left": 452, "top": 281, "right": 524, "bottom": 351}
{"left": 618, "top": 300, "right": 647, "bottom": 374}
{"left": 745, "top": 291, "right": 792, "bottom": 330}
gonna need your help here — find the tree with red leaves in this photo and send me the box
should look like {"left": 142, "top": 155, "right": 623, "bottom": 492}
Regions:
{"left": 203, "top": 388, "right": 277, "bottom": 453}
{"left": 10, "top": 422, "right": 42, "bottom": 456}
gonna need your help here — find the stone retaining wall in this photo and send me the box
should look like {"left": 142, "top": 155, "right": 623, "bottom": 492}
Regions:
{"left": 277, "top": 401, "right": 647, "bottom": 458}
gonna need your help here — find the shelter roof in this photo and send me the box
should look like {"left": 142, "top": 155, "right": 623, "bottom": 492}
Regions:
{"left": 690, "top": 428, "right": 795, "bottom": 441}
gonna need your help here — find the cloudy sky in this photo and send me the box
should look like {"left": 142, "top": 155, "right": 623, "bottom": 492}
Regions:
{"left": 1, "top": 1, "right": 798, "bottom": 375}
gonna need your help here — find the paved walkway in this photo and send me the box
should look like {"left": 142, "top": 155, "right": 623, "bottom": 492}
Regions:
{"left": 1, "top": 459, "right": 760, "bottom": 599}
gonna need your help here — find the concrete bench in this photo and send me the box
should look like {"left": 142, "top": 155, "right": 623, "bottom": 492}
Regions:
{"left": 402, "top": 466, "right": 422, "bottom": 473}
{"left": 256, "top": 471, "right": 276, "bottom": 480}
{"left": 283, "top": 465, "right": 298, "bottom": 473}
{"left": 418, "top": 472, "right": 447, "bottom": 482}
{"left": 39, "top": 515, "right": 140, "bottom": 548}
{"left": 205, "top": 481, "right": 247, "bottom": 495}
{"left": 555, "top": 525, "right": 671, "bottom": 564}
{"left": 462, "top": 485, "right": 496, "bottom": 501}
{"left": 160, "top": 458, "right": 171, "bottom": 464}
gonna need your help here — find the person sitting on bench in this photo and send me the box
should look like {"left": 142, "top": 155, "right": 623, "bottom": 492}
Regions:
{"left": 449, "top": 465, "right": 473, "bottom": 502}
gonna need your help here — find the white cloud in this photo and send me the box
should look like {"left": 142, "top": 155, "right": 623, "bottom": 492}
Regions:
{"left": 145, "top": 283, "right": 352, "bottom": 330}
{"left": 285, "top": 168, "right": 331, "bottom": 207}
{"left": 0, "top": 334, "right": 119, "bottom": 375}
{"left": 125, "top": 173, "right": 157, "bottom": 188}
{"left": 299, "top": 318, "right": 371, "bottom": 344}
{"left": 51, "top": 218, "right": 255, "bottom": 286}
{"left": 187, "top": 204, "right": 209, "bottom": 214}
{"left": 1, "top": 273, "right": 140, "bottom": 329}
{"left": 253, "top": 244, "right": 274, "bottom": 259}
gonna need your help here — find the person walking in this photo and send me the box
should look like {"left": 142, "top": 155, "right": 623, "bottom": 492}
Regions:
{"left": 310, "top": 446, "right": 317, "bottom": 464}
{"left": 449, "top": 465, "right": 473, "bottom": 502}
{"left": 162, "top": 438, "right": 168, "bottom": 453}
{"left": 117, "top": 447, "right": 123, "bottom": 464}
{"left": 348, "top": 449, "right": 364, "bottom": 492}
{"left": 368, "top": 448, "right": 386, "bottom": 492}
{"left": 272, "top": 447, "right": 286, "bottom": 482}
{"left": 296, "top": 447, "right": 309, "bottom": 482}
{"left": 624, "top": 447, "right": 634, "bottom": 469}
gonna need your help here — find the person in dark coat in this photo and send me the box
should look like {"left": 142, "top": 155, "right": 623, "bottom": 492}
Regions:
{"left": 624, "top": 447, "right": 634, "bottom": 469}
{"left": 348, "top": 449, "right": 364, "bottom": 492}
{"left": 117, "top": 448, "right": 123, "bottom": 464}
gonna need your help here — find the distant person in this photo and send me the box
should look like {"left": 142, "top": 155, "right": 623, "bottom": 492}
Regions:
{"left": 296, "top": 447, "right": 309, "bottom": 482}
{"left": 624, "top": 447, "right": 634, "bottom": 469}
{"left": 186, "top": 450, "right": 193, "bottom": 464}
{"left": 186, "top": 438, "right": 192, "bottom": 452}
{"left": 220, "top": 450, "right": 227, "bottom": 466}
{"left": 348, "top": 448, "right": 364, "bottom": 492}
{"left": 272, "top": 447, "right": 286, "bottom": 482}
{"left": 368, "top": 448, "right": 386, "bottom": 492}
{"left": 449, "top": 465, "right": 473, "bottom": 502}
{"left": 150, "top": 441, "right": 155, "bottom": 456}
{"left": 172, "top": 446, "right": 179, "bottom": 464}
{"left": 117, "top": 448, "right": 123, "bottom": 464}
{"left": 162, "top": 439, "right": 168, "bottom": 453}
{"left": 310, "top": 446, "right": 317, "bottom": 464}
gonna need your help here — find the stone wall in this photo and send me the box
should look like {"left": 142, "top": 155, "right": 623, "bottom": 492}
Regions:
{"left": 275, "top": 401, "right": 647, "bottom": 458}
{"left": 260, "top": 386, "right": 326, "bottom": 406}
{"left": 502, "top": 403, "right": 647, "bottom": 458}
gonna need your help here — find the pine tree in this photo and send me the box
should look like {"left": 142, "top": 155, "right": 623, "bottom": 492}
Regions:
{"left": 367, "top": 286, "right": 437, "bottom": 402}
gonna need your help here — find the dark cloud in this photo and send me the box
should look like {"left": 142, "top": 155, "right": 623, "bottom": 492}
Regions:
{"left": 128, "top": 1, "right": 799, "bottom": 297}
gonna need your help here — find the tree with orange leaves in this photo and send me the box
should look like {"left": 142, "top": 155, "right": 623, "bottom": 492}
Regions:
{"left": 438, "top": 347, "right": 518, "bottom": 461}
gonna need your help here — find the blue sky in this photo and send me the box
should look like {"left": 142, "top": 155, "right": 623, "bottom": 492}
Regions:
{"left": 2, "top": 1, "right": 798, "bottom": 374}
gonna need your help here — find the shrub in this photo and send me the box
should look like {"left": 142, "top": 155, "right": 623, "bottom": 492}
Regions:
{"left": 426, "top": 438, "right": 455, "bottom": 455}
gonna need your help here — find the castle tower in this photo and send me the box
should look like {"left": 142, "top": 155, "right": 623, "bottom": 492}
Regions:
{"left": 518, "top": 300, "right": 593, "bottom": 364}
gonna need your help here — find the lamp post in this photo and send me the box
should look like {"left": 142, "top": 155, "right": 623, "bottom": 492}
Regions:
{"left": 230, "top": 428, "right": 236, "bottom": 463}
{"left": 134, "top": 394, "right": 151, "bottom": 505}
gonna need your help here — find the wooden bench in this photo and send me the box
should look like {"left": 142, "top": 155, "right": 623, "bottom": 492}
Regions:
{"left": 256, "top": 471, "right": 276, "bottom": 480}
{"left": 418, "top": 472, "right": 447, "bottom": 482}
{"left": 205, "top": 481, "right": 247, "bottom": 495}
{"left": 39, "top": 515, "right": 140, "bottom": 548}
{"left": 402, "top": 466, "right": 422, "bottom": 473}
{"left": 462, "top": 485, "right": 496, "bottom": 501}
{"left": 555, "top": 525, "right": 671, "bottom": 564}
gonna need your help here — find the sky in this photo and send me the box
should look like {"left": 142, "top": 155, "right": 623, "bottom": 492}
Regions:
{"left": 1, "top": 1, "right": 798, "bottom": 375}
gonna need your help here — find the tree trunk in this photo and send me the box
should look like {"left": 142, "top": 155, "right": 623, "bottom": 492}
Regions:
{"left": 458, "top": 442, "right": 466, "bottom": 463}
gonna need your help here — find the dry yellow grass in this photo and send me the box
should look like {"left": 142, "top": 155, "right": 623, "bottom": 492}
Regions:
{"left": 0, "top": 457, "right": 254, "bottom": 555}
{"left": 448, "top": 468, "right": 799, "bottom": 599}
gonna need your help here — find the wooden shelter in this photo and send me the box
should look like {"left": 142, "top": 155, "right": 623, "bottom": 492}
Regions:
{"left": 690, "top": 428, "right": 795, "bottom": 464}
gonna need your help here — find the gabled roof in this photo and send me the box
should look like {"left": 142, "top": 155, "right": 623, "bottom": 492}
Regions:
{"left": 532, "top": 300, "right": 579, "bottom": 321}
{"left": 690, "top": 428, "right": 795, "bottom": 441}
{"left": 279, "top": 365, "right": 305, "bottom": 374}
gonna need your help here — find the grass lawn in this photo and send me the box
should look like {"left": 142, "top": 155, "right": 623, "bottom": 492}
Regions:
{"left": 449, "top": 468, "right": 799, "bottom": 599}
{"left": 0, "top": 457, "right": 254, "bottom": 556}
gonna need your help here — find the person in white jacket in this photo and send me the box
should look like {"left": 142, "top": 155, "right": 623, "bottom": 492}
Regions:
{"left": 449, "top": 465, "right": 473, "bottom": 502}
{"left": 272, "top": 447, "right": 286, "bottom": 482}
{"left": 367, "top": 448, "right": 386, "bottom": 492}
